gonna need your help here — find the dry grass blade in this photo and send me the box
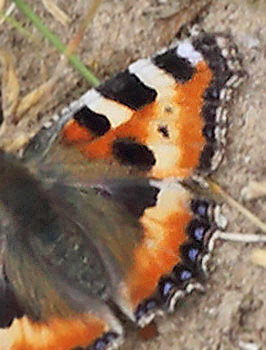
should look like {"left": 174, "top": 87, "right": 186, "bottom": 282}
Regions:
{"left": 0, "top": 48, "right": 20, "bottom": 121}
{"left": 15, "top": 78, "right": 57, "bottom": 120}
{"left": 0, "top": 3, "right": 15, "bottom": 25}
{"left": 42, "top": 0, "right": 70, "bottom": 26}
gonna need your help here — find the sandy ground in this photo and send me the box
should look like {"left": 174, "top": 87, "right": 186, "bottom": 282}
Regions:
{"left": 0, "top": 0, "right": 266, "bottom": 349}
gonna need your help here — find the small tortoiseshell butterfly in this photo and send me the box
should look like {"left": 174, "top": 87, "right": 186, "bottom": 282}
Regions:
{"left": 0, "top": 28, "right": 243, "bottom": 350}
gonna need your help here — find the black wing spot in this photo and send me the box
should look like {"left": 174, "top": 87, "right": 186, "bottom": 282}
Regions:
{"left": 73, "top": 106, "right": 111, "bottom": 136}
{"left": 112, "top": 138, "right": 156, "bottom": 171}
{"left": 97, "top": 70, "right": 157, "bottom": 110}
{"left": 153, "top": 48, "right": 194, "bottom": 83}
{"left": 94, "top": 180, "right": 159, "bottom": 218}
{"left": 158, "top": 125, "right": 170, "bottom": 138}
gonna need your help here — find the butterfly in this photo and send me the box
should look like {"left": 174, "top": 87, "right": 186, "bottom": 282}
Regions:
{"left": 0, "top": 28, "right": 243, "bottom": 350}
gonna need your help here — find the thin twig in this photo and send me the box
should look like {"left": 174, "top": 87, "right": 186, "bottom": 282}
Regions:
{"left": 218, "top": 232, "right": 266, "bottom": 243}
{"left": 207, "top": 180, "right": 266, "bottom": 234}
{"left": 65, "top": 0, "right": 103, "bottom": 57}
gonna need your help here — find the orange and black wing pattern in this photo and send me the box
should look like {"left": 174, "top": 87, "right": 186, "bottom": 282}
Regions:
{"left": 0, "top": 29, "right": 243, "bottom": 350}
